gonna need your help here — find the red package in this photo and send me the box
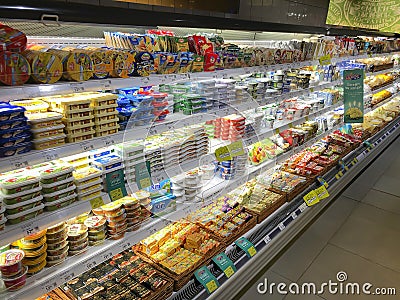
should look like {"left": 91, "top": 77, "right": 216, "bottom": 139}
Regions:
{"left": 0, "top": 25, "right": 27, "bottom": 53}
{"left": 188, "top": 35, "right": 208, "bottom": 55}
{"left": 203, "top": 52, "right": 218, "bottom": 72}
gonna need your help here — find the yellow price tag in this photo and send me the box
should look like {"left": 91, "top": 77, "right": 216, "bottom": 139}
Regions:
{"left": 344, "top": 166, "right": 349, "bottom": 171}
{"left": 206, "top": 280, "right": 218, "bottom": 293}
{"left": 305, "top": 116, "right": 309, "bottom": 122}
{"left": 303, "top": 190, "right": 319, "bottom": 206}
{"left": 319, "top": 54, "right": 332, "bottom": 66}
{"left": 139, "top": 177, "right": 151, "bottom": 189}
{"left": 90, "top": 197, "right": 104, "bottom": 209}
{"left": 224, "top": 266, "right": 235, "bottom": 278}
{"left": 109, "top": 188, "right": 123, "bottom": 201}
{"left": 248, "top": 246, "right": 257, "bottom": 257}
{"left": 288, "top": 123, "right": 294, "bottom": 129}
{"left": 274, "top": 128, "right": 280, "bottom": 135}
{"left": 315, "top": 185, "right": 329, "bottom": 200}
{"left": 335, "top": 171, "right": 343, "bottom": 179}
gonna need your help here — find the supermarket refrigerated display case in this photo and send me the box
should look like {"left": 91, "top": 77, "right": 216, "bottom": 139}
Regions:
{"left": 0, "top": 18, "right": 399, "bottom": 300}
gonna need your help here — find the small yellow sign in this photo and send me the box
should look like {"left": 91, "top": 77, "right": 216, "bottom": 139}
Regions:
{"left": 315, "top": 185, "right": 329, "bottom": 200}
{"left": 319, "top": 54, "right": 332, "bottom": 66}
{"left": 248, "top": 246, "right": 257, "bottom": 257}
{"left": 109, "top": 188, "right": 124, "bottom": 201}
{"left": 206, "top": 280, "right": 218, "bottom": 293}
{"left": 304, "top": 190, "right": 319, "bottom": 206}
{"left": 224, "top": 266, "right": 235, "bottom": 278}
{"left": 90, "top": 197, "right": 104, "bottom": 209}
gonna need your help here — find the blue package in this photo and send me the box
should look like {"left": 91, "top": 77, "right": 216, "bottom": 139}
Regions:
{"left": 118, "top": 87, "right": 140, "bottom": 96}
{"left": 0, "top": 117, "right": 28, "bottom": 130}
{"left": 0, "top": 103, "right": 25, "bottom": 122}
{"left": 117, "top": 96, "right": 131, "bottom": 107}
{"left": 150, "top": 193, "right": 176, "bottom": 216}
{"left": 0, "top": 141, "right": 32, "bottom": 157}
{"left": 0, "top": 132, "right": 31, "bottom": 148}
{"left": 0, "top": 125, "right": 30, "bottom": 139}
{"left": 131, "top": 95, "right": 153, "bottom": 107}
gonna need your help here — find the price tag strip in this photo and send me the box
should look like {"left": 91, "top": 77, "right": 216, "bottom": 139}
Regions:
{"left": 235, "top": 237, "right": 257, "bottom": 258}
{"left": 194, "top": 266, "right": 220, "bottom": 294}
{"left": 212, "top": 253, "right": 237, "bottom": 278}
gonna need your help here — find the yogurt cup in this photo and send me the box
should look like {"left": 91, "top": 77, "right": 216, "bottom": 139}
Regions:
{"left": 2, "top": 265, "right": 27, "bottom": 291}
{"left": 46, "top": 222, "right": 66, "bottom": 235}
{"left": 84, "top": 216, "right": 106, "bottom": 231}
{"left": 0, "top": 249, "right": 25, "bottom": 277}
{"left": 67, "top": 224, "right": 88, "bottom": 241}
{"left": 46, "top": 238, "right": 68, "bottom": 251}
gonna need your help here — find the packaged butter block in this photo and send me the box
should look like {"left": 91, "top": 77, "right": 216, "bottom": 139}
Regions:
{"left": 63, "top": 117, "right": 94, "bottom": 130}
{"left": 66, "top": 131, "right": 95, "bottom": 143}
{"left": 90, "top": 94, "right": 118, "bottom": 108}
{"left": 33, "top": 135, "right": 66, "bottom": 150}
{"left": 65, "top": 126, "right": 94, "bottom": 136}
{"left": 27, "top": 112, "right": 63, "bottom": 129}
{"left": 31, "top": 125, "right": 65, "bottom": 140}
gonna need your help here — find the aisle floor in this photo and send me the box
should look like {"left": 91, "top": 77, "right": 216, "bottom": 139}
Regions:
{"left": 241, "top": 137, "right": 400, "bottom": 300}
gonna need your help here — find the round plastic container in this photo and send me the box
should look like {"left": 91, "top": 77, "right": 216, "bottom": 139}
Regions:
{"left": 2, "top": 265, "right": 27, "bottom": 291}
{"left": 0, "top": 249, "right": 25, "bottom": 277}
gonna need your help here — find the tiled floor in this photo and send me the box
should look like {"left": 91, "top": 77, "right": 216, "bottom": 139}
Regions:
{"left": 241, "top": 137, "right": 400, "bottom": 300}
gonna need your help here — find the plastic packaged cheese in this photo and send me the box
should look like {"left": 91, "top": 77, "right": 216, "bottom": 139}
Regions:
{"left": 23, "top": 50, "right": 62, "bottom": 84}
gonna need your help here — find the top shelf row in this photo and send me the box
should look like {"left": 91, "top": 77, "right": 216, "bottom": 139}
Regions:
{"left": 0, "top": 52, "right": 394, "bottom": 102}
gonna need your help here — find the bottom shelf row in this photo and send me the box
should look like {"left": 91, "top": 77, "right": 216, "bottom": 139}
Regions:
{"left": 1, "top": 97, "right": 400, "bottom": 300}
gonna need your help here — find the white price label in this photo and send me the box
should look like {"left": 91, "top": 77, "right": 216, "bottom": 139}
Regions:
{"left": 278, "top": 223, "right": 286, "bottom": 231}
{"left": 80, "top": 141, "right": 95, "bottom": 152}
{"left": 10, "top": 157, "right": 29, "bottom": 169}
{"left": 102, "top": 136, "right": 116, "bottom": 147}
{"left": 102, "top": 252, "right": 113, "bottom": 261}
{"left": 299, "top": 203, "right": 307, "bottom": 213}
{"left": 140, "top": 77, "right": 150, "bottom": 85}
{"left": 85, "top": 259, "right": 97, "bottom": 271}
{"left": 60, "top": 270, "right": 75, "bottom": 282}
{"left": 70, "top": 83, "right": 85, "bottom": 93}
{"left": 118, "top": 240, "right": 132, "bottom": 251}
{"left": 148, "top": 127, "right": 158, "bottom": 136}
{"left": 183, "top": 205, "right": 194, "bottom": 215}
{"left": 24, "top": 87, "right": 41, "bottom": 98}
{"left": 41, "top": 279, "right": 58, "bottom": 293}
{"left": 42, "top": 151, "right": 59, "bottom": 161}
{"left": 101, "top": 79, "right": 112, "bottom": 90}
{"left": 291, "top": 212, "right": 298, "bottom": 219}
{"left": 21, "top": 221, "right": 39, "bottom": 236}
{"left": 162, "top": 219, "right": 173, "bottom": 227}
{"left": 264, "top": 235, "right": 271, "bottom": 245}
{"left": 149, "top": 227, "right": 158, "bottom": 235}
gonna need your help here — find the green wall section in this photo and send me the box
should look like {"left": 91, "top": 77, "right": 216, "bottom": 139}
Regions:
{"left": 326, "top": 0, "right": 400, "bottom": 33}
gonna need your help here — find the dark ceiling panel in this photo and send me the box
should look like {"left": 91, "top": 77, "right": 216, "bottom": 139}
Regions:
{"left": 0, "top": 0, "right": 397, "bottom": 37}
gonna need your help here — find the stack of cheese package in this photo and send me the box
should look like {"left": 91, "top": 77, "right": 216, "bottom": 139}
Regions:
{"left": 45, "top": 93, "right": 95, "bottom": 143}
{"left": 10, "top": 99, "right": 66, "bottom": 150}
{"left": 90, "top": 93, "right": 119, "bottom": 137}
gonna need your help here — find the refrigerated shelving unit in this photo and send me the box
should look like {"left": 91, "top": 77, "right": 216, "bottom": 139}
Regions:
{"left": 0, "top": 10, "right": 399, "bottom": 300}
